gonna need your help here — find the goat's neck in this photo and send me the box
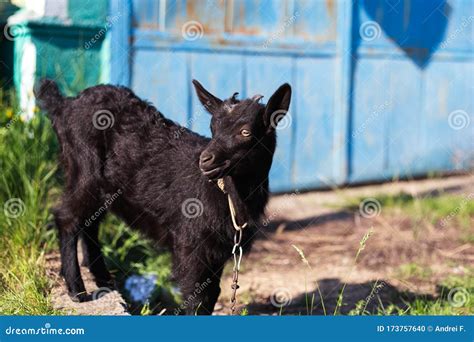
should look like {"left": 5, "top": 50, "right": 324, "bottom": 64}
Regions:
{"left": 223, "top": 172, "right": 268, "bottom": 226}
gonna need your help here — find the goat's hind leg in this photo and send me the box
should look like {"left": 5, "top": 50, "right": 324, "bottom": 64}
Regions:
{"left": 55, "top": 203, "right": 89, "bottom": 302}
{"left": 55, "top": 190, "right": 109, "bottom": 302}
{"left": 81, "top": 216, "right": 113, "bottom": 288}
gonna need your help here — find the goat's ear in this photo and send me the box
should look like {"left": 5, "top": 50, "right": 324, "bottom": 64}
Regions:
{"left": 192, "top": 79, "right": 223, "bottom": 115}
{"left": 263, "top": 83, "right": 292, "bottom": 131}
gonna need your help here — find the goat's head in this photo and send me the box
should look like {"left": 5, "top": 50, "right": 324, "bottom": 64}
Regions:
{"left": 192, "top": 79, "right": 291, "bottom": 180}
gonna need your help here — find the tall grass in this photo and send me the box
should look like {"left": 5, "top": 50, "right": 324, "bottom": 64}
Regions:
{"left": 333, "top": 227, "right": 374, "bottom": 315}
{"left": 0, "top": 103, "right": 60, "bottom": 314}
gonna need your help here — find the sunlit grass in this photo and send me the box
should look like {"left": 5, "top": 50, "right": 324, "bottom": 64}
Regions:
{"left": 343, "top": 192, "right": 474, "bottom": 229}
{"left": 0, "top": 103, "right": 60, "bottom": 314}
{"left": 338, "top": 191, "right": 474, "bottom": 316}
{"left": 396, "top": 263, "right": 433, "bottom": 280}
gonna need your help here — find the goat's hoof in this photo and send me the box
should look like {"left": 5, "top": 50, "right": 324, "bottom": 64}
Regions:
{"left": 69, "top": 291, "right": 88, "bottom": 303}
{"left": 80, "top": 260, "right": 90, "bottom": 267}
{"left": 95, "top": 278, "right": 116, "bottom": 289}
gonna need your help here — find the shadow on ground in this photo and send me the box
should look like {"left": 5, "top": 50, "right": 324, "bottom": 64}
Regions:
{"left": 246, "top": 278, "right": 437, "bottom": 315}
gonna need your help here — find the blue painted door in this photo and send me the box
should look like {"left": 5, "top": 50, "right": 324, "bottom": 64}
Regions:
{"left": 111, "top": 0, "right": 473, "bottom": 192}
{"left": 349, "top": 0, "right": 474, "bottom": 183}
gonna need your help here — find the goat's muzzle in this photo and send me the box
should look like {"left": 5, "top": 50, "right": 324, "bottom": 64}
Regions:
{"left": 199, "top": 152, "right": 230, "bottom": 180}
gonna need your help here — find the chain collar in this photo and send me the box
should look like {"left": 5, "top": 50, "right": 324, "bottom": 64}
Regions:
{"left": 216, "top": 178, "right": 246, "bottom": 315}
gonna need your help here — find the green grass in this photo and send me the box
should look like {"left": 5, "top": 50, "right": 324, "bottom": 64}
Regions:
{"left": 345, "top": 272, "right": 473, "bottom": 316}
{"left": 346, "top": 192, "right": 474, "bottom": 228}
{"left": 0, "top": 103, "right": 60, "bottom": 314}
{"left": 396, "top": 263, "right": 433, "bottom": 280}
{"left": 339, "top": 192, "right": 473, "bottom": 316}
{"left": 384, "top": 274, "right": 473, "bottom": 315}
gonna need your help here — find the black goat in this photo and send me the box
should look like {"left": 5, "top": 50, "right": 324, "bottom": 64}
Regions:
{"left": 36, "top": 79, "right": 291, "bottom": 314}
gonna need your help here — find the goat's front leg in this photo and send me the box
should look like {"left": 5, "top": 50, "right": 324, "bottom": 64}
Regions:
{"left": 182, "top": 271, "right": 223, "bottom": 315}
{"left": 174, "top": 253, "right": 224, "bottom": 315}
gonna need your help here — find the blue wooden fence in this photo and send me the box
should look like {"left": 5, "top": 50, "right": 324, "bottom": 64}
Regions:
{"left": 110, "top": 0, "right": 473, "bottom": 192}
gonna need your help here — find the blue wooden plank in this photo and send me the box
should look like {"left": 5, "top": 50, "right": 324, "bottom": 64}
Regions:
{"left": 349, "top": 59, "right": 390, "bottom": 183}
{"left": 293, "top": 0, "right": 337, "bottom": 42}
{"left": 132, "top": 28, "right": 338, "bottom": 56}
{"left": 163, "top": 0, "right": 225, "bottom": 34}
{"left": 333, "top": 0, "right": 353, "bottom": 185}
{"left": 293, "top": 57, "right": 335, "bottom": 188}
{"left": 421, "top": 60, "right": 474, "bottom": 172}
{"left": 190, "top": 52, "right": 244, "bottom": 136}
{"left": 384, "top": 60, "right": 421, "bottom": 177}
{"left": 109, "top": 0, "right": 131, "bottom": 86}
{"left": 438, "top": 0, "right": 474, "bottom": 53}
{"left": 132, "top": 0, "right": 158, "bottom": 28}
{"left": 232, "top": 0, "right": 285, "bottom": 36}
{"left": 131, "top": 49, "right": 189, "bottom": 125}
{"left": 245, "top": 55, "right": 293, "bottom": 192}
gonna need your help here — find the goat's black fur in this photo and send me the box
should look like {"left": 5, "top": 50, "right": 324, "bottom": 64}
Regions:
{"left": 35, "top": 79, "right": 291, "bottom": 314}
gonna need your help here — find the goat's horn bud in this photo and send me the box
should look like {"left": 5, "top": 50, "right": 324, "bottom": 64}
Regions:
{"left": 252, "top": 94, "right": 264, "bottom": 102}
{"left": 231, "top": 92, "right": 239, "bottom": 101}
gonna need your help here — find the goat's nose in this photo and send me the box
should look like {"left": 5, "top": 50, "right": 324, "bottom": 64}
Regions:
{"left": 200, "top": 152, "right": 215, "bottom": 167}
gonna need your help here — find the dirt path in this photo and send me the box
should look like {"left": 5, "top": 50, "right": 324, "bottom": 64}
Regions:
{"left": 46, "top": 250, "right": 129, "bottom": 315}
{"left": 47, "top": 175, "right": 473, "bottom": 315}
{"left": 215, "top": 175, "right": 474, "bottom": 315}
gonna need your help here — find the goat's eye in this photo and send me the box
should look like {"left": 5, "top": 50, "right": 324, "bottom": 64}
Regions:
{"left": 240, "top": 129, "right": 251, "bottom": 137}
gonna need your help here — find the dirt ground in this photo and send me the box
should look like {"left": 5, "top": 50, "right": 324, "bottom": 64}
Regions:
{"left": 47, "top": 175, "right": 473, "bottom": 315}
{"left": 214, "top": 175, "right": 474, "bottom": 315}
{"left": 46, "top": 251, "right": 129, "bottom": 315}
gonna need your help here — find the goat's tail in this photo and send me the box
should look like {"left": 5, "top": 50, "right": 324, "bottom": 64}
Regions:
{"left": 35, "top": 79, "right": 64, "bottom": 117}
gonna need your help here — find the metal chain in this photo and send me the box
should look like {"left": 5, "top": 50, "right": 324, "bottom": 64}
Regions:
{"left": 230, "top": 228, "right": 243, "bottom": 315}
{"left": 216, "top": 178, "right": 246, "bottom": 315}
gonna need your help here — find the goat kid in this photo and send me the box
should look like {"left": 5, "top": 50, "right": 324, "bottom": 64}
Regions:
{"left": 36, "top": 79, "right": 291, "bottom": 314}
